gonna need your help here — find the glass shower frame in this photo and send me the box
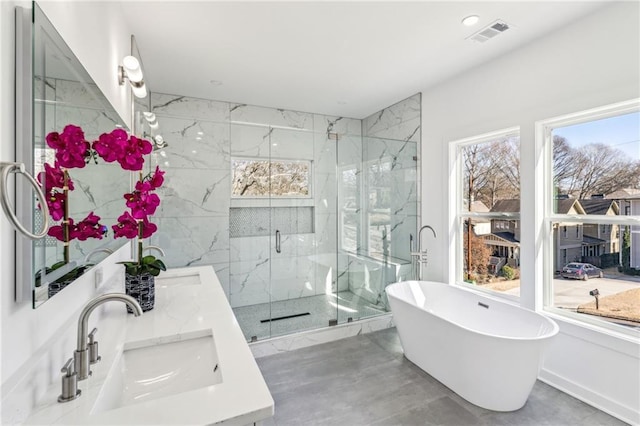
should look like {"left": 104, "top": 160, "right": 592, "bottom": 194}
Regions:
{"left": 228, "top": 123, "right": 418, "bottom": 342}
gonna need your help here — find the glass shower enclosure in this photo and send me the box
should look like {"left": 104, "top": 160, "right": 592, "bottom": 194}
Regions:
{"left": 227, "top": 123, "right": 417, "bottom": 341}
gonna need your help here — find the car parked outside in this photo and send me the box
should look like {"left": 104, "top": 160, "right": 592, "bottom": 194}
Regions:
{"left": 561, "top": 262, "right": 604, "bottom": 281}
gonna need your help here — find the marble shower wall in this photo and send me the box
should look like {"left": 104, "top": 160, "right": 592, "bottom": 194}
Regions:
{"left": 145, "top": 91, "right": 419, "bottom": 310}
{"left": 347, "top": 94, "right": 421, "bottom": 302}
{"left": 362, "top": 93, "right": 420, "bottom": 262}
{"left": 147, "top": 93, "right": 363, "bottom": 307}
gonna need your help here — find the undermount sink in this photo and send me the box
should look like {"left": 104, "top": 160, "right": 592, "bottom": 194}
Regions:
{"left": 93, "top": 331, "right": 222, "bottom": 413}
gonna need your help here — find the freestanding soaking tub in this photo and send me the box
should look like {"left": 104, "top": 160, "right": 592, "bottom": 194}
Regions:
{"left": 386, "top": 280, "right": 558, "bottom": 411}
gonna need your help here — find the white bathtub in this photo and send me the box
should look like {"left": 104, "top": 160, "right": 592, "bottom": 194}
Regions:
{"left": 386, "top": 281, "right": 558, "bottom": 412}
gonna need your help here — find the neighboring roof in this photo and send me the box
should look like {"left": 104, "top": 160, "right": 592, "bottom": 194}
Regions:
{"left": 580, "top": 199, "right": 619, "bottom": 215}
{"left": 462, "top": 200, "right": 490, "bottom": 212}
{"left": 471, "top": 200, "right": 489, "bottom": 213}
{"left": 606, "top": 188, "right": 640, "bottom": 199}
{"left": 555, "top": 198, "right": 587, "bottom": 215}
{"left": 492, "top": 232, "right": 520, "bottom": 244}
{"left": 582, "top": 235, "right": 606, "bottom": 245}
{"left": 490, "top": 199, "right": 520, "bottom": 213}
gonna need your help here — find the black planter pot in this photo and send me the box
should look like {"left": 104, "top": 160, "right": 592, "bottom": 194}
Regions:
{"left": 47, "top": 277, "right": 74, "bottom": 299}
{"left": 124, "top": 272, "right": 155, "bottom": 312}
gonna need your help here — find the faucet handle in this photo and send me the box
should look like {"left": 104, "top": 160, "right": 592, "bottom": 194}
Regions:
{"left": 88, "top": 327, "right": 101, "bottom": 364}
{"left": 58, "top": 358, "right": 81, "bottom": 403}
{"left": 61, "top": 358, "right": 74, "bottom": 376}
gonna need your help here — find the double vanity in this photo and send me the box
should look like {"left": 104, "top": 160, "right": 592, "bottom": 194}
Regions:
{"left": 25, "top": 266, "right": 274, "bottom": 425}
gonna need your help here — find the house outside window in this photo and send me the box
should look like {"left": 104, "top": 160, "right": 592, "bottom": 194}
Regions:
{"left": 538, "top": 99, "right": 640, "bottom": 332}
{"left": 450, "top": 127, "right": 520, "bottom": 297}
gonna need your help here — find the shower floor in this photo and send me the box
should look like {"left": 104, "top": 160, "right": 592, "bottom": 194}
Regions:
{"left": 232, "top": 291, "right": 387, "bottom": 342}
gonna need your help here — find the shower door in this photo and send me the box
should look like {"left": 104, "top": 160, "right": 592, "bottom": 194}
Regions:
{"left": 267, "top": 126, "right": 338, "bottom": 338}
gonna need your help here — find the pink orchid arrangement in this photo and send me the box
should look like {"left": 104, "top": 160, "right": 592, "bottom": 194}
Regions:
{"left": 41, "top": 124, "right": 165, "bottom": 278}
{"left": 40, "top": 125, "right": 108, "bottom": 264}
{"left": 112, "top": 163, "right": 166, "bottom": 276}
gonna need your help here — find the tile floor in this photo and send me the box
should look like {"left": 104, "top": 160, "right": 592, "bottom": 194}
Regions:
{"left": 256, "top": 328, "right": 628, "bottom": 426}
{"left": 232, "top": 291, "right": 387, "bottom": 341}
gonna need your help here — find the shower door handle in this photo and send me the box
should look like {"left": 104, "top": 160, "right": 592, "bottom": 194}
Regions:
{"left": 275, "top": 230, "right": 281, "bottom": 253}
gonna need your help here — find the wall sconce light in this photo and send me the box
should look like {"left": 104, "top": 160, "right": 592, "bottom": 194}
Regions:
{"left": 153, "top": 135, "right": 168, "bottom": 150}
{"left": 143, "top": 111, "right": 159, "bottom": 129}
{"left": 118, "top": 55, "right": 147, "bottom": 98}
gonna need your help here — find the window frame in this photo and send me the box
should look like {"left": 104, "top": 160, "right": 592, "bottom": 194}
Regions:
{"left": 449, "top": 126, "right": 521, "bottom": 300}
{"left": 537, "top": 98, "right": 640, "bottom": 335}
{"left": 230, "top": 156, "right": 313, "bottom": 199}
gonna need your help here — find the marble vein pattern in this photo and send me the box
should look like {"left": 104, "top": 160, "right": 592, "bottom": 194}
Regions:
{"left": 230, "top": 103, "right": 314, "bottom": 130}
{"left": 363, "top": 93, "right": 421, "bottom": 142}
{"left": 151, "top": 92, "right": 229, "bottom": 122}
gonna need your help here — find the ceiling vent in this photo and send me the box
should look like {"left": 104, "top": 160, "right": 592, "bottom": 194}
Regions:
{"left": 467, "top": 20, "right": 511, "bottom": 43}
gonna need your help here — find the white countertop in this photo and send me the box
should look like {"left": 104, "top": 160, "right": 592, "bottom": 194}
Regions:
{"left": 25, "top": 266, "right": 274, "bottom": 425}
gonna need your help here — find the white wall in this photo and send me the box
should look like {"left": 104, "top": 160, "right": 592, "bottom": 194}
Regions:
{"left": 420, "top": 2, "right": 639, "bottom": 424}
{"left": 0, "top": 1, "right": 132, "bottom": 422}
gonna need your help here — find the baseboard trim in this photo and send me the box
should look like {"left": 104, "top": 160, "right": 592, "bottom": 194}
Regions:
{"left": 539, "top": 368, "right": 639, "bottom": 426}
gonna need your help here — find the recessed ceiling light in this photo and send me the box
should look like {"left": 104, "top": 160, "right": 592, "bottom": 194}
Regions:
{"left": 197, "top": 131, "right": 204, "bottom": 135}
{"left": 196, "top": 137, "right": 202, "bottom": 141}
{"left": 462, "top": 15, "right": 479, "bottom": 26}
{"left": 209, "top": 80, "right": 223, "bottom": 86}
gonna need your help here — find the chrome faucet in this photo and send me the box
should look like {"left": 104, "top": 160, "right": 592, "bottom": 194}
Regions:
{"left": 411, "top": 225, "right": 437, "bottom": 280}
{"left": 74, "top": 293, "right": 143, "bottom": 380}
{"left": 84, "top": 248, "right": 113, "bottom": 263}
{"left": 418, "top": 225, "right": 436, "bottom": 249}
{"left": 142, "top": 245, "right": 165, "bottom": 257}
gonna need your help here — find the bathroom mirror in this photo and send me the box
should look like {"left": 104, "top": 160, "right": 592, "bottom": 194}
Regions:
{"left": 17, "top": 3, "right": 130, "bottom": 308}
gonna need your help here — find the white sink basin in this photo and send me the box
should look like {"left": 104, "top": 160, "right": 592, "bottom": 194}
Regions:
{"left": 93, "top": 331, "right": 222, "bottom": 413}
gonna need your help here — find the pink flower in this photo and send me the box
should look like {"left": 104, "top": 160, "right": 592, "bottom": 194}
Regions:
{"left": 125, "top": 191, "right": 160, "bottom": 219}
{"left": 46, "top": 125, "right": 90, "bottom": 169}
{"left": 46, "top": 192, "right": 66, "bottom": 221}
{"left": 73, "top": 212, "right": 106, "bottom": 241}
{"left": 112, "top": 211, "right": 139, "bottom": 239}
{"left": 140, "top": 216, "right": 158, "bottom": 238}
{"left": 93, "top": 130, "right": 127, "bottom": 163}
{"left": 135, "top": 180, "right": 152, "bottom": 192}
{"left": 149, "top": 166, "right": 165, "bottom": 189}
{"left": 48, "top": 220, "right": 71, "bottom": 241}
{"left": 119, "top": 153, "right": 145, "bottom": 171}
{"left": 112, "top": 211, "right": 158, "bottom": 239}
{"left": 131, "top": 136, "right": 153, "bottom": 155}
{"left": 38, "top": 162, "right": 74, "bottom": 191}
{"left": 45, "top": 131, "right": 64, "bottom": 150}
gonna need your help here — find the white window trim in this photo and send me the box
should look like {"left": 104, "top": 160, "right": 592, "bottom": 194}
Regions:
{"left": 536, "top": 98, "right": 640, "bottom": 337}
{"left": 448, "top": 126, "right": 520, "bottom": 297}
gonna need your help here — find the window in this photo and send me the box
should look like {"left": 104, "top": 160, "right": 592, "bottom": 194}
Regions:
{"left": 540, "top": 99, "right": 640, "bottom": 332}
{"left": 450, "top": 128, "right": 520, "bottom": 297}
{"left": 231, "top": 157, "right": 311, "bottom": 198}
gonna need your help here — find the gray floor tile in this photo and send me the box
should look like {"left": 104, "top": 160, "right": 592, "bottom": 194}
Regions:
{"left": 257, "top": 328, "right": 628, "bottom": 426}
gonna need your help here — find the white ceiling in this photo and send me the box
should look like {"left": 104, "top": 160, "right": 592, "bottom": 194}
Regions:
{"left": 121, "top": 1, "right": 609, "bottom": 119}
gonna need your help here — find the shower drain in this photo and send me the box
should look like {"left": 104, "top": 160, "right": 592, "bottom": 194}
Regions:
{"left": 260, "top": 312, "right": 310, "bottom": 323}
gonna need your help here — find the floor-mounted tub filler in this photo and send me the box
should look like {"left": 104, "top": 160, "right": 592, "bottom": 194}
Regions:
{"left": 386, "top": 280, "right": 559, "bottom": 412}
